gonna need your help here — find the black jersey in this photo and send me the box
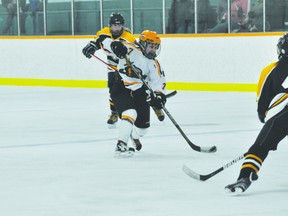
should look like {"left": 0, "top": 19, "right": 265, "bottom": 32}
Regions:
{"left": 257, "top": 58, "right": 288, "bottom": 121}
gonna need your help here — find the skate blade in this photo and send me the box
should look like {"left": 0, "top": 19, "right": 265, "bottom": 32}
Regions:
{"left": 224, "top": 187, "right": 244, "bottom": 196}
{"left": 108, "top": 123, "right": 117, "bottom": 129}
{"left": 114, "top": 151, "right": 135, "bottom": 158}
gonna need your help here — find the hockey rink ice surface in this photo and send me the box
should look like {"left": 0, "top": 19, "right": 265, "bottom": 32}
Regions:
{"left": 1, "top": 86, "right": 288, "bottom": 216}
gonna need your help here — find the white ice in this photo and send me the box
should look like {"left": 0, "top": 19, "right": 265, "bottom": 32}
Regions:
{"left": 1, "top": 86, "right": 288, "bottom": 216}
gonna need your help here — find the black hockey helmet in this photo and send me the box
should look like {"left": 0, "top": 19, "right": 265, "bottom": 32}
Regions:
{"left": 109, "top": 12, "right": 125, "bottom": 38}
{"left": 277, "top": 33, "right": 288, "bottom": 59}
{"left": 109, "top": 12, "right": 125, "bottom": 26}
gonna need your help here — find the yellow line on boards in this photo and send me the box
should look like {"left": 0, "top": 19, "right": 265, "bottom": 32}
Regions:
{"left": 0, "top": 78, "right": 107, "bottom": 88}
{"left": 0, "top": 78, "right": 257, "bottom": 92}
{"left": 167, "top": 82, "right": 256, "bottom": 92}
{"left": 0, "top": 32, "right": 285, "bottom": 40}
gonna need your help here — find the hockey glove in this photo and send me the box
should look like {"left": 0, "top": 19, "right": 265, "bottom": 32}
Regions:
{"left": 148, "top": 92, "right": 166, "bottom": 110}
{"left": 258, "top": 113, "right": 265, "bottom": 123}
{"left": 82, "top": 41, "right": 98, "bottom": 58}
{"left": 111, "top": 41, "right": 127, "bottom": 59}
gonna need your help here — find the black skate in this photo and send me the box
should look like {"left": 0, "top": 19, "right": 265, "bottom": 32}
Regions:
{"left": 130, "top": 135, "right": 142, "bottom": 151}
{"left": 225, "top": 172, "right": 258, "bottom": 195}
{"left": 115, "top": 140, "right": 135, "bottom": 158}
{"left": 107, "top": 112, "right": 118, "bottom": 128}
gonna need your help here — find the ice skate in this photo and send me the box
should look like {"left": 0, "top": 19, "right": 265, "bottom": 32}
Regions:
{"left": 225, "top": 172, "right": 258, "bottom": 195}
{"left": 107, "top": 112, "right": 118, "bottom": 128}
{"left": 130, "top": 135, "right": 142, "bottom": 151}
{"left": 115, "top": 140, "right": 135, "bottom": 158}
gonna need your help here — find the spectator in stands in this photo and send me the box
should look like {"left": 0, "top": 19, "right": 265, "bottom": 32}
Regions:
{"left": 167, "top": 0, "right": 194, "bottom": 33}
{"left": 29, "top": 0, "right": 43, "bottom": 35}
{"left": 243, "top": 0, "right": 271, "bottom": 32}
{"left": 215, "top": 0, "right": 227, "bottom": 23}
{"left": 20, "top": 0, "right": 29, "bottom": 34}
{"left": 1, "top": 0, "right": 29, "bottom": 34}
{"left": 265, "top": 0, "right": 288, "bottom": 32}
{"left": 167, "top": 0, "right": 213, "bottom": 33}
{"left": 198, "top": 0, "right": 215, "bottom": 33}
{"left": 209, "top": 0, "right": 250, "bottom": 33}
{"left": 1, "top": 0, "right": 17, "bottom": 34}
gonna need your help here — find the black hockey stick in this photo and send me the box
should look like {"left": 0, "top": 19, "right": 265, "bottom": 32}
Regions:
{"left": 125, "top": 56, "right": 217, "bottom": 153}
{"left": 91, "top": 54, "right": 177, "bottom": 100}
{"left": 166, "top": 90, "right": 177, "bottom": 99}
{"left": 182, "top": 154, "right": 245, "bottom": 181}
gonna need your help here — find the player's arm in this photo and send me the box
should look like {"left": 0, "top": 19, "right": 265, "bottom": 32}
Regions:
{"left": 82, "top": 30, "right": 110, "bottom": 58}
{"left": 147, "top": 60, "right": 166, "bottom": 109}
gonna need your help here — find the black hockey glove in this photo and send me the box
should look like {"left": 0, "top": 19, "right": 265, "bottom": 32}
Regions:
{"left": 110, "top": 41, "right": 127, "bottom": 59}
{"left": 258, "top": 113, "right": 265, "bottom": 123}
{"left": 82, "top": 41, "right": 98, "bottom": 58}
{"left": 147, "top": 92, "right": 166, "bottom": 110}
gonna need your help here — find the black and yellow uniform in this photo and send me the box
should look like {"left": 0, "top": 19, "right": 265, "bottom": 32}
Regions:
{"left": 239, "top": 58, "right": 288, "bottom": 179}
{"left": 82, "top": 12, "right": 136, "bottom": 126}
{"left": 225, "top": 34, "right": 288, "bottom": 194}
{"left": 93, "top": 27, "right": 136, "bottom": 115}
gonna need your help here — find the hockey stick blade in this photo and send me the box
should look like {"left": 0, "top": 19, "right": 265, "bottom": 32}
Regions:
{"left": 166, "top": 90, "right": 177, "bottom": 99}
{"left": 182, "top": 154, "right": 245, "bottom": 181}
{"left": 199, "top": 145, "right": 217, "bottom": 153}
{"left": 162, "top": 106, "right": 217, "bottom": 153}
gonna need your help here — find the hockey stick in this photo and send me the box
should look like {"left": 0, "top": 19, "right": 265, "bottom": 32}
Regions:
{"left": 182, "top": 154, "right": 245, "bottom": 181}
{"left": 91, "top": 54, "right": 177, "bottom": 99}
{"left": 92, "top": 54, "right": 118, "bottom": 70}
{"left": 165, "top": 90, "right": 177, "bottom": 99}
{"left": 125, "top": 56, "right": 217, "bottom": 153}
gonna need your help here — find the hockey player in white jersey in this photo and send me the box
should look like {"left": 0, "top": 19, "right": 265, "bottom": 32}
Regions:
{"left": 109, "top": 30, "right": 166, "bottom": 157}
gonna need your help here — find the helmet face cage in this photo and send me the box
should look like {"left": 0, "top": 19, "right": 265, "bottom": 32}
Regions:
{"left": 139, "top": 30, "right": 161, "bottom": 59}
{"left": 277, "top": 34, "right": 288, "bottom": 59}
{"left": 109, "top": 12, "right": 125, "bottom": 38}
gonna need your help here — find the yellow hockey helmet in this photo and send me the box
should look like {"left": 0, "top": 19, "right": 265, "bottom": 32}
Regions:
{"left": 139, "top": 30, "right": 161, "bottom": 59}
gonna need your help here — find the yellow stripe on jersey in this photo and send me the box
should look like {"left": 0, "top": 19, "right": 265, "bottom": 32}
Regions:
{"left": 269, "top": 93, "right": 288, "bottom": 109}
{"left": 108, "top": 64, "right": 117, "bottom": 71}
{"left": 256, "top": 62, "right": 278, "bottom": 100}
{"left": 94, "top": 27, "right": 136, "bottom": 42}
{"left": 119, "top": 30, "right": 136, "bottom": 42}
{"left": 154, "top": 60, "right": 161, "bottom": 76}
{"left": 123, "top": 81, "right": 141, "bottom": 86}
{"left": 123, "top": 41, "right": 142, "bottom": 53}
{"left": 94, "top": 27, "right": 111, "bottom": 40}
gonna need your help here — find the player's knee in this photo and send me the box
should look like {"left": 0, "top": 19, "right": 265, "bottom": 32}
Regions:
{"left": 121, "top": 109, "right": 137, "bottom": 124}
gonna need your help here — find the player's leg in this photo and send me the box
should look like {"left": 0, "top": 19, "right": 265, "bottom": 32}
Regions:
{"left": 107, "top": 71, "right": 118, "bottom": 126}
{"left": 130, "top": 87, "right": 150, "bottom": 151}
{"left": 111, "top": 83, "right": 136, "bottom": 157}
{"left": 225, "top": 107, "right": 288, "bottom": 194}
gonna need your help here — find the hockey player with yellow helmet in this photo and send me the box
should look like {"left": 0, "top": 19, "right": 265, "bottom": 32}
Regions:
{"left": 109, "top": 30, "right": 166, "bottom": 157}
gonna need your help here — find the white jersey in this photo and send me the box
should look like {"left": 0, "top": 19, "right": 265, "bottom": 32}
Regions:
{"left": 117, "top": 42, "right": 166, "bottom": 94}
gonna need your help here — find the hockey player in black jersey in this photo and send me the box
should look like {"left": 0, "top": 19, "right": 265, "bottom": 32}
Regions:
{"left": 225, "top": 34, "right": 288, "bottom": 195}
{"left": 82, "top": 12, "right": 136, "bottom": 128}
